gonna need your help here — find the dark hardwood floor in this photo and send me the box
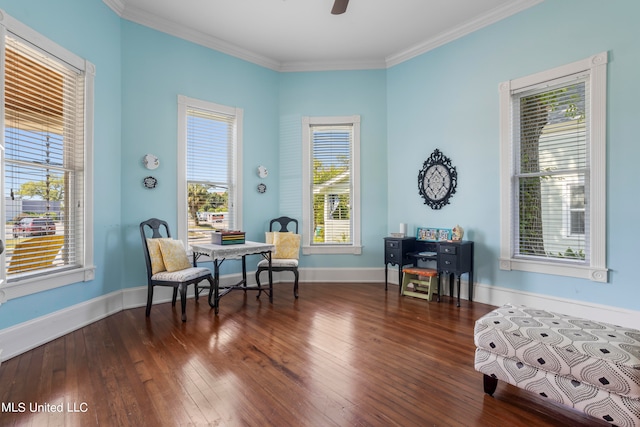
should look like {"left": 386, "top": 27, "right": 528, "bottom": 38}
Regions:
{"left": 0, "top": 283, "right": 609, "bottom": 426}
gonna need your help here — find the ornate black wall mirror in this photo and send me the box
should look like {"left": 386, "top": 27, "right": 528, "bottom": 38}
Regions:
{"left": 418, "top": 149, "right": 457, "bottom": 210}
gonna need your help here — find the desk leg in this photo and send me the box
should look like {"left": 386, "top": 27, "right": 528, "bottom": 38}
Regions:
{"left": 398, "top": 267, "right": 403, "bottom": 295}
{"left": 436, "top": 273, "right": 441, "bottom": 303}
{"left": 456, "top": 275, "right": 461, "bottom": 307}
{"left": 384, "top": 264, "right": 388, "bottom": 291}
{"left": 241, "top": 255, "right": 247, "bottom": 291}
{"left": 268, "top": 250, "right": 273, "bottom": 303}
{"left": 208, "top": 260, "right": 221, "bottom": 314}
{"left": 468, "top": 270, "right": 474, "bottom": 302}
{"left": 449, "top": 273, "right": 454, "bottom": 298}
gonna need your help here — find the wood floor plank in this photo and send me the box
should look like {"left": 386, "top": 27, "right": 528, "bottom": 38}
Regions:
{"left": 0, "top": 283, "right": 611, "bottom": 426}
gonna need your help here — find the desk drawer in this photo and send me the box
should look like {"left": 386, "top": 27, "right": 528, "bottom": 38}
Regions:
{"left": 440, "top": 245, "right": 457, "bottom": 255}
{"left": 386, "top": 240, "right": 400, "bottom": 250}
{"left": 440, "top": 254, "right": 458, "bottom": 271}
{"left": 386, "top": 248, "right": 401, "bottom": 263}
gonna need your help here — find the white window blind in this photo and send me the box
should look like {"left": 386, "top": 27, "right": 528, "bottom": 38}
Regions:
{"left": 3, "top": 32, "right": 85, "bottom": 279}
{"left": 185, "top": 106, "right": 237, "bottom": 244}
{"left": 513, "top": 77, "right": 588, "bottom": 262}
{"left": 310, "top": 124, "right": 353, "bottom": 245}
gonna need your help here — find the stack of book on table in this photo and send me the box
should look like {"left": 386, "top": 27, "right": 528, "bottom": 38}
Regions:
{"left": 211, "top": 230, "right": 245, "bottom": 245}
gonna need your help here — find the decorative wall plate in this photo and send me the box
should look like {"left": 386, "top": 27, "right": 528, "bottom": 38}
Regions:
{"left": 257, "top": 165, "right": 268, "bottom": 178}
{"left": 143, "top": 176, "right": 158, "bottom": 189}
{"left": 257, "top": 183, "right": 267, "bottom": 193}
{"left": 418, "top": 149, "right": 457, "bottom": 210}
{"left": 143, "top": 154, "right": 159, "bottom": 170}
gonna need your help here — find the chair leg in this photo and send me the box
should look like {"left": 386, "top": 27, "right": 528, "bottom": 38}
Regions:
{"left": 146, "top": 285, "right": 154, "bottom": 317}
{"left": 293, "top": 270, "right": 299, "bottom": 299}
{"left": 171, "top": 288, "right": 178, "bottom": 307}
{"left": 255, "top": 267, "right": 263, "bottom": 299}
{"left": 179, "top": 284, "right": 187, "bottom": 322}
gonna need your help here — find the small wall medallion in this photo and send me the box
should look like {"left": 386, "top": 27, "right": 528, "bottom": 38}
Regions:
{"left": 143, "top": 176, "right": 158, "bottom": 189}
{"left": 143, "top": 154, "right": 159, "bottom": 170}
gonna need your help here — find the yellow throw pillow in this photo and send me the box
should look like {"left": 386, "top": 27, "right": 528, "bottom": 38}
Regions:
{"left": 146, "top": 238, "right": 168, "bottom": 275}
{"left": 272, "top": 232, "right": 300, "bottom": 260}
{"left": 265, "top": 231, "right": 274, "bottom": 244}
{"left": 158, "top": 239, "right": 192, "bottom": 272}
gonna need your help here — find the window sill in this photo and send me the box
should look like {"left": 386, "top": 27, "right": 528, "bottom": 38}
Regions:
{"left": 303, "top": 245, "right": 362, "bottom": 255}
{"left": 499, "top": 257, "right": 607, "bottom": 283}
{"left": 1, "top": 266, "right": 96, "bottom": 301}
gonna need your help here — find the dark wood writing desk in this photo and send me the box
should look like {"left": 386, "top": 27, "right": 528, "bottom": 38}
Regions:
{"left": 384, "top": 236, "right": 474, "bottom": 306}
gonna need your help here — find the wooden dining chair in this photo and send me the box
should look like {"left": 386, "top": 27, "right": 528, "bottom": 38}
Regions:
{"left": 255, "top": 216, "right": 301, "bottom": 298}
{"left": 140, "top": 218, "right": 214, "bottom": 322}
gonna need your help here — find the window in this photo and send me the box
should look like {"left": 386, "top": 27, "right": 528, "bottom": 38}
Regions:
{"left": 302, "top": 116, "right": 361, "bottom": 255}
{"left": 1, "top": 13, "right": 95, "bottom": 299}
{"left": 566, "top": 183, "right": 585, "bottom": 237}
{"left": 499, "top": 52, "right": 607, "bottom": 282}
{"left": 177, "top": 96, "right": 242, "bottom": 247}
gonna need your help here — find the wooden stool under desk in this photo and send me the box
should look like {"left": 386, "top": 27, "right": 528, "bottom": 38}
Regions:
{"left": 401, "top": 267, "right": 437, "bottom": 301}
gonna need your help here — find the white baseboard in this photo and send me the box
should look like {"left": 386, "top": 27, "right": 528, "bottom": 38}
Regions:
{"left": 384, "top": 266, "right": 640, "bottom": 328}
{"left": 1, "top": 267, "right": 638, "bottom": 362}
{"left": 0, "top": 290, "right": 124, "bottom": 362}
{"left": 299, "top": 267, "right": 382, "bottom": 283}
{"left": 471, "top": 282, "right": 640, "bottom": 329}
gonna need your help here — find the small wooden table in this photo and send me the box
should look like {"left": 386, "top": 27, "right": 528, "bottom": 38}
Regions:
{"left": 191, "top": 241, "right": 275, "bottom": 314}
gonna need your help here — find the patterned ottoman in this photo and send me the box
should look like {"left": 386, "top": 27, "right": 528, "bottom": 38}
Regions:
{"left": 474, "top": 304, "right": 640, "bottom": 427}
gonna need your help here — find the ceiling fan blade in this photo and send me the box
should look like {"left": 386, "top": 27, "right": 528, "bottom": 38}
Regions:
{"left": 331, "top": 0, "right": 349, "bottom": 15}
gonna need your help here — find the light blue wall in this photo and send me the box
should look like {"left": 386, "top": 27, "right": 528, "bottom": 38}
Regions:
{"left": 0, "top": 0, "right": 123, "bottom": 328}
{"left": 0, "top": 0, "right": 637, "bottom": 331}
{"left": 278, "top": 70, "right": 388, "bottom": 268}
{"left": 119, "top": 21, "right": 281, "bottom": 283}
{"left": 387, "top": 0, "right": 640, "bottom": 311}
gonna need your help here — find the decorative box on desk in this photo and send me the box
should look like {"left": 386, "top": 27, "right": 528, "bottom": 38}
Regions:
{"left": 211, "top": 230, "right": 245, "bottom": 245}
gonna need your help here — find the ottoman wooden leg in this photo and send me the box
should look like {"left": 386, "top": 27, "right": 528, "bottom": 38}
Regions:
{"left": 483, "top": 374, "right": 498, "bottom": 396}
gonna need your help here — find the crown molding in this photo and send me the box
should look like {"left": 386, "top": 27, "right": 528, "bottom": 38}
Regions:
{"left": 386, "top": 0, "right": 544, "bottom": 68}
{"left": 279, "top": 59, "right": 387, "bottom": 73}
{"left": 106, "top": 1, "right": 282, "bottom": 70}
{"left": 103, "top": 0, "right": 543, "bottom": 72}
{"left": 102, "top": 0, "right": 125, "bottom": 16}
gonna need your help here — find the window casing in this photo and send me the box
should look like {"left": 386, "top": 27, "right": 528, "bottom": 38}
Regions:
{"left": 177, "top": 96, "right": 242, "bottom": 249}
{"left": 499, "top": 52, "right": 607, "bottom": 282}
{"left": 302, "top": 116, "right": 361, "bottom": 255}
{"left": 0, "top": 12, "right": 95, "bottom": 300}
